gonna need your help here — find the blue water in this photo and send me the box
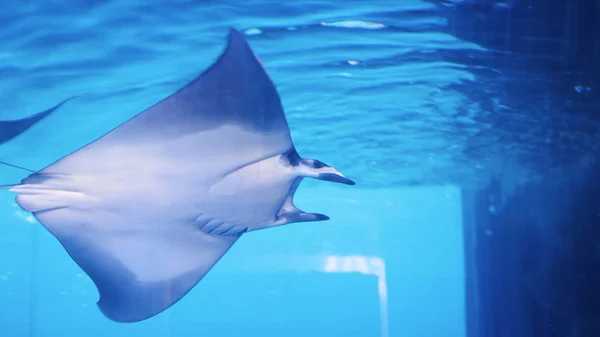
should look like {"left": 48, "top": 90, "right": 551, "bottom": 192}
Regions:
{"left": 0, "top": 1, "right": 597, "bottom": 336}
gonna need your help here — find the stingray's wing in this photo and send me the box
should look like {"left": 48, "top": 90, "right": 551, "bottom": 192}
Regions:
{"left": 0, "top": 98, "right": 74, "bottom": 180}
{"left": 11, "top": 29, "right": 292, "bottom": 322}
{"left": 30, "top": 206, "right": 241, "bottom": 323}
{"left": 38, "top": 28, "right": 293, "bottom": 179}
{"left": 0, "top": 99, "right": 70, "bottom": 145}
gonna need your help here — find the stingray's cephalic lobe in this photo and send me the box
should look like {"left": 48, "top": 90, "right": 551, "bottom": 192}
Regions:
{"left": 1, "top": 29, "right": 355, "bottom": 323}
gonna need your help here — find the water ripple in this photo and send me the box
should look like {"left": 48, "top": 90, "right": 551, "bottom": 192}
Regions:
{"left": 0, "top": 0, "right": 596, "bottom": 188}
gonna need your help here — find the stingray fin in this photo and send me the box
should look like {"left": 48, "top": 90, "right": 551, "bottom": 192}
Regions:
{"left": 0, "top": 99, "right": 65, "bottom": 145}
{"left": 0, "top": 97, "right": 77, "bottom": 180}
{"left": 35, "top": 29, "right": 293, "bottom": 184}
{"left": 275, "top": 209, "right": 330, "bottom": 225}
{"left": 21, "top": 201, "right": 240, "bottom": 323}
{"left": 102, "top": 28, "right": 292, "bottom": 142}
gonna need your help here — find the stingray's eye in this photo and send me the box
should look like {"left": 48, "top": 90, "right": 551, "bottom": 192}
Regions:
{"left": 312, "top": 160, "right": 326, "bottom": 169}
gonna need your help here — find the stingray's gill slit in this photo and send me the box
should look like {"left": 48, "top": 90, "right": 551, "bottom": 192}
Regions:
{"left": 0, "top": 28, "right": 356, "bottom": 324}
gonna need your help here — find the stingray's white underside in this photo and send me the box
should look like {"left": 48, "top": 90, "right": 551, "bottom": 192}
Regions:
{"left": 8, "top": 125, "right": 298, "bottom": 322}
{"left": 0, "top": 29, "right": 352, "bottom": 324}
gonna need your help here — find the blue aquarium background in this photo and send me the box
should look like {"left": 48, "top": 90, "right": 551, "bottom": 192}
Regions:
{"left": 0, "top": 0, "right": 598, "bottom": 336}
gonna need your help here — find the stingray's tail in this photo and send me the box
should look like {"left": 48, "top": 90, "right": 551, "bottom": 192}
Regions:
{"left": 0, "top": 160, "right": 35, "bottom": 174}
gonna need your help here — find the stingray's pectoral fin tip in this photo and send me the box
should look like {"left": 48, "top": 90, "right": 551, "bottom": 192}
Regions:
{"left": 48, "top": 95, "right": 79, "bottom": 112}
{"left": 97, "top": 299, "right": 157, "bottom": 324}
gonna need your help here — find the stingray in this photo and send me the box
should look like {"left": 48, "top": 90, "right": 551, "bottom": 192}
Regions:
{"left": 0, "top": 29, "right": 355, "bottom": 323}
{"left": 0, "top": 98, "right": 76, "bottom": 172}
{"left": 0, "top": 100, "right": 69, "bottom": 146}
